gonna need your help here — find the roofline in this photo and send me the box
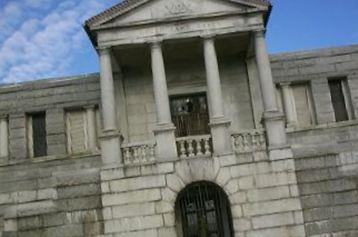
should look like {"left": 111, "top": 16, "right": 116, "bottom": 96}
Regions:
{"left": 0, "top": 73, "right": 100, "bottom": 92}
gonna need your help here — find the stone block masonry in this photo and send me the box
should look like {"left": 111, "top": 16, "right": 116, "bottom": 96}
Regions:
{"left": 99, "top": 152, "right": 306, "bottom": 237}
{"left": 295, "top": 153, "right": 358, "bottom": 237}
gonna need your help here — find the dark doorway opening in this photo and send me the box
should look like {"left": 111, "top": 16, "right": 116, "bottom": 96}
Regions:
{"left": 176, "top": 182, "right": 234, "bottom": 237}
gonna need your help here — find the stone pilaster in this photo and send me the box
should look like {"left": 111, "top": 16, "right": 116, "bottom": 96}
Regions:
{"left": 280, "top": 82, "right": 298, "bottom": 127}
{"left": 85, "top": 105, "right": 98, "bottom": 152}
{"left": 150, "top": 41, "right": 177, "bottom": 160}
{"left": 99, "top": 47, "right": 122, "bottom": 164}
{"left": 254, "top": 30, "right": 292, "bottom": 159}
{"left": 203, "top": 36, "right": 232, "bottom": 155}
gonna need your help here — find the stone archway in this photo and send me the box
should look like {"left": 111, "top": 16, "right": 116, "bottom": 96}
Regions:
{"left": 175, "top": 181, "right": 234, "bottom": 237}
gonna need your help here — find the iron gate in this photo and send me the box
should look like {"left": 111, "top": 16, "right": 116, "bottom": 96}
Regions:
{"left": 177, "top": 182, "right": 233, "bottom": 237}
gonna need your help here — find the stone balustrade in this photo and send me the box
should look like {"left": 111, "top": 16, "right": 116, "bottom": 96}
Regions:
{"left": 121, "top": 141, "right": 156, "bottom": 165}
{"left": 232, "top": 130, "right": 267, "bottom": 154}
{"left": 176, "top": 135, "right": 213, "bottom": 158}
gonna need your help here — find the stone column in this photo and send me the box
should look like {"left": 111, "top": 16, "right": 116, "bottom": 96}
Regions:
{"left": 99, "top": 47, "right": 122, "bottom": 164}
{"left": 203, "top": 36, "right": 232, "bottom": 155}
{"left": 150, "top": 41, "right": 177, "bottom": 160}
{"left": 254, "top": 30, "right": 292, "bottom": 159}
{"left": 85, "top": 106, "right": 98, "bottom": 152}
{"left": 280, "top": 82, "right": 298, "bottom": 127}
{"left": 0, "top": 115, "right": 9, "bottom": 158}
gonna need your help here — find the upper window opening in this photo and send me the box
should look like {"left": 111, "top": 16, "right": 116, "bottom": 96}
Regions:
{"left": 328, "top": 78, "right": 353, "bottom": 122}
{"left": 27, "top": 112, "right": 47, "bottom": 158}
{"left": 170, "top": 93, "right": 210, "bottom": 137}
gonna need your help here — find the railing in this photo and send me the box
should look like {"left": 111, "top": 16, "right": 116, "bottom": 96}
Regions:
{"left": 122, "top": 141, "right": 156, "bottom": 165}
{"left": 176, "top": 135, "right": 213, "bottom": 159}
{"left": 232, "top": 130, "right": 267, "bottom": 154}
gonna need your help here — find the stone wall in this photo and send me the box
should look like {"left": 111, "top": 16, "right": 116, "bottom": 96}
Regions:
{"left": 271, "top": 44, "right": 358, "bottom": 125}
{"left": 294, "top": 152, "right": 358, "bottom": 237}
{"left": 0, "top": 74, "right": 101, "bottom": 163}
{"left": 0, "top": 155, "right": 102, "bottom": 237}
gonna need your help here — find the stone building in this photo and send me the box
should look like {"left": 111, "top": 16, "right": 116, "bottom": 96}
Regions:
{"left": 0, "top": 0, "right": 358, "bottom": 236}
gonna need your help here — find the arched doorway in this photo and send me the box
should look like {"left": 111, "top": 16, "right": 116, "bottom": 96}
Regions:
{"left": 175, "top": 181, "right": 234, "bottom": 237}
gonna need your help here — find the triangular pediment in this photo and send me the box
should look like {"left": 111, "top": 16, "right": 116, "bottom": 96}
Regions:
{"left": 86, "top": 0, "right": 270, "bottom": 29}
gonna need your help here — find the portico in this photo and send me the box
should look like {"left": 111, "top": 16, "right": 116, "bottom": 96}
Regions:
{"left": 86, "top": 0, "right": 290, "bottom": 163}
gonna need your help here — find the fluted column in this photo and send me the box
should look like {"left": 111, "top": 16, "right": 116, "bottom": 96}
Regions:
{"left": 0, "top": 115, "right": 9, "bottom": 158}
{"left": 203, "top": 37, "right": 232, "bottom": 155}
{"left": 280, "top": 83, "right": 298, "bottom": 127}
{"left": 254, "top": 30, "right": 292, "bottom": 159}
{"left": 150, "top": 41, "right": 177, "bottom": 160}
{"left": 99, "top": 47, "right": 122, "bottom": 164}
{"left": 85, "top": 106, "right": 98, "bottom": 152}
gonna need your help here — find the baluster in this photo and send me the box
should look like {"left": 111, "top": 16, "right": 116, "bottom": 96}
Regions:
{"left": 231, "top": 135, "right": 236, "bottom": 151}
{"left": 124, "top": 148, "right": 131, "bottom": 164}
{"left": 252, "top": 132, "right": 258, "bottom": 151}
{"left": 204, "top": 138, "right": 211, "bottom": 156}
{"left": 235, "top": 135, "right": 241, "bottom": 152}
{"left": 133, "top": 147, "right": 139, "bottom": 163}
{"left": 259, "top": 133, "right": 266, "bottom": 150}
{"left": 243, "top": 133, "right": 249, "bottom": 152}
{"left": 179, "top": 140, "right": 187, "bottom": 158}
{"left": 141, "top": 145, "right": 147, "bottom": 163}
{"left": 188, "top": 139, "right": 195, "bottom": 157}
{"left": 232, "top": 135, "right": 238, "bottom": 151}
{"left": 196, "top": 139, "right": 203, "bottom": 156}
{"left": 149, "top": 145, "right": 156, "bottom": 162}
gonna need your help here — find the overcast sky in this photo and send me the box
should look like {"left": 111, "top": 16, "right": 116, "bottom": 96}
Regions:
{"left": 0, "top": 0, "right": 357, "bottom": 83}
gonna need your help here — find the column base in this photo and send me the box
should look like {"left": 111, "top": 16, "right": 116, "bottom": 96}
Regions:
{"left": 100, "top": 129, "right": 123, "bottom": 165}
{"left": 263, "top": 111, "right": 293, "bottom": 160}
{"left": 153, "top": 123, "right": 178, "bottom": 161}
{"left": 268, "top": 144, "right": 293, "bottom": 160}
{"left": 209, "top": 117, "right": 233, "bottom": 156}
{"left": 263, "top": 111, "right": 287, "bottom": 145}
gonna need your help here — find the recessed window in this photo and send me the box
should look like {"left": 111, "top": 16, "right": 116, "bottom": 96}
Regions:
{"left": 170, "top": 93, "right": 210, "bottom": 137}
{"left": 66, "top": 108, "right": 100, "bottom": 155}
{"left": 291, "top": 83, "right": 315, "bottom": 127}
{"left": 328, "top": 78, "right": 353, "bottom": 122}
{"left": 27, "top": 112, "right": 47, "bottom": 158}
{"left": 0, "top": 116, "right": 9, "bottom": 158}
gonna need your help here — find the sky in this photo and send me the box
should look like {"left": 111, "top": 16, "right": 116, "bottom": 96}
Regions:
{"left": 0, "top": 0, "right": 357, "bottom": 83}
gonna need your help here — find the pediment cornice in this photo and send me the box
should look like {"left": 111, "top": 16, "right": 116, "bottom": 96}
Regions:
{"left": 85, "top": 0, "right": 271, "bottom": 29}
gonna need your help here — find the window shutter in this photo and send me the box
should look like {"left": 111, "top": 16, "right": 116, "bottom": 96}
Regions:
{"left": 66, "top": 110, "right": 87, "bottom": 154}
{"left": 292, "top": 84, "right": 313, "bottom": 127}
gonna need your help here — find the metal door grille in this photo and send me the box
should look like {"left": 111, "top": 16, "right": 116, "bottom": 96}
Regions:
{"left": 177, "top": 182, "right": 233, "bottom": 237}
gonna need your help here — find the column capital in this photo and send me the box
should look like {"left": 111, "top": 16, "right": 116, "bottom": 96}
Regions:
{"left": 0, "top": 114, "right": 8, "bottom": 120}
{"left": 279, "top": 82, "right": 292, "bottom": 87}
{"left": 149, "top": 39, "right": 163, "bottom": 48}
{"left": 97, "top": 46, "right": 112, "bottom": 55}
{"left": 253, "top": 29, "right": 265, "bottom": 38}
{"left": 201, "top": 34, "right": 216, "bottom": 41}
{"left": 84, "top": 104, "right": 97, "bottom": 110}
